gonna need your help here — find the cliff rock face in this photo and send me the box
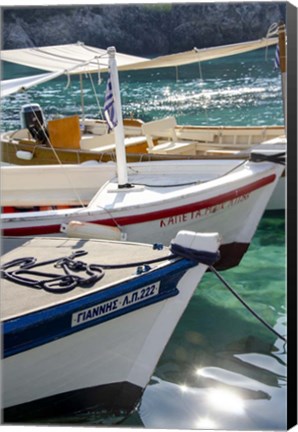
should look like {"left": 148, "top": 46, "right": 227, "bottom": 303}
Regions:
{"left": 2, "top": 3, "right": 286, "bottom": 54}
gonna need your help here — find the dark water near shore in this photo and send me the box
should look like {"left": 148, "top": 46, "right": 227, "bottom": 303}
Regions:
{"left": 1, "top": 47, "right": 286, "bottom": 429}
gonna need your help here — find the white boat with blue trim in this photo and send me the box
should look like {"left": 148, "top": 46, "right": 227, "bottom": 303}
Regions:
{"left": 2, "top": 230, "right": 220, "bottom": 422}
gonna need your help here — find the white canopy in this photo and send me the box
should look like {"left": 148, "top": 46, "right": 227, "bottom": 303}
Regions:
{"left": 127, "top": 37, "right": 278, "bottom": 70}
{"left": 1, "top": 37, "right": 278, "bottom": 97}
{"left": 1, "top": 37, "right": 277, "bottom": 73}
{"left": 1, "top": 72, "right": 64, "bottom": 98}
{"left": 1, "top": 42, "right": 149, "bottom": 74}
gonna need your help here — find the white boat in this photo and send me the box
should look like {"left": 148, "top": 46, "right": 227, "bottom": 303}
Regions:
{"left": 1, "top": 158, "right": 284, "bottom": 268}
{"left": 1, "top": 161, "right": 118, "bottom": 208}
{"left": 0, "top": 145, "right": 285, "bottom": 211}
{"left": 1, "top": 229, "right": 220, "bottom": 422}
{"left": 252, "top": 135, "right": 286, "bottom": 211}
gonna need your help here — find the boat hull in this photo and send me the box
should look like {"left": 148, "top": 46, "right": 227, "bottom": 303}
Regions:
{"left": 1, "top": 162, "right": 117, "bottom": 207}
{"left": 1, "top": 162, "right": 285, "bottom": 211}
{"left": 2, "top": 235, "right": 215, "bottom": 422}
{"left": 266, "top": 173, "right": 285, "bottom": 211}
{"left": 1, "top": 161, "right": 283, "bottom": 269}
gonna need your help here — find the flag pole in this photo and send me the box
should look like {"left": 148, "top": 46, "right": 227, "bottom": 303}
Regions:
{"left": 107, "top": 46, "right": 130, "bottom": 188}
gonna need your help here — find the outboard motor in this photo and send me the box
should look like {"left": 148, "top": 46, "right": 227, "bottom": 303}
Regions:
{"left": 20, "top": 103, "right": 48, "bottom": 144}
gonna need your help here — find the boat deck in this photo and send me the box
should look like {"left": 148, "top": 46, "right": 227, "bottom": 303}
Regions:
{"left": 1, "top": 237, "right": 170, "bottom": 321}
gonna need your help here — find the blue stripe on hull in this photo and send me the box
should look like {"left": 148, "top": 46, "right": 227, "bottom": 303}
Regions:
{"left": 3, "top": 258, "right": 194, "bottom": 357}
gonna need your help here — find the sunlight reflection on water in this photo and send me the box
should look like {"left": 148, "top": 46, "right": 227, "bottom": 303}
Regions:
{"left": 139, "top": 370, "right": 286, "bottom": 430}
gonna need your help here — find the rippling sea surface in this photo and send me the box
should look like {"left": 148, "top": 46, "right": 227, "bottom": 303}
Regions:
{"left": 2, "top": 47, "right": 286, "bottom": 429}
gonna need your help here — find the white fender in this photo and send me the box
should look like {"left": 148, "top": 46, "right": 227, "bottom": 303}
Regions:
{"left": 171, "top": 230, "right": 221, "bottom": 254}
{"left": 61, "top": 220, "right": 126, "bottom": 241}
{"left": 16, "top": 150, "right": 33, "bottom": 160}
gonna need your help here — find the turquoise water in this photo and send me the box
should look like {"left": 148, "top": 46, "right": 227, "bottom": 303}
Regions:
{"left": 2, "top": 48, "right": 284, "bottom": 129}
{"left": 1, "top": 47, "right": 286, "bottom": 429}
{"left": 136, "top": 212, "right": 286, "bottom": 430}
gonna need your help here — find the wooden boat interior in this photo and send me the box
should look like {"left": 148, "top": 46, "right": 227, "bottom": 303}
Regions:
{"left": 3, "top": 115, "right": 284, "bottom": 153}
{"left": 2, "top": 117, "right": 148, "bottom": 154}
{"left": 142, "top": 116, "right": 285, "bottom": 155}
{"left": 1, "top": 112, "right": 284, "bottom": 166}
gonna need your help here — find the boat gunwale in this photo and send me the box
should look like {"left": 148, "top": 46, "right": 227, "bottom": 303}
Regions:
{"left": 1, "top": 166, "right": 278, "bottom": 236}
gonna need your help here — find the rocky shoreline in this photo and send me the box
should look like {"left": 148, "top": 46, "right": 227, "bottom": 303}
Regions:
{"left": 2, "top": 3, "right": 286, "bottom": 55}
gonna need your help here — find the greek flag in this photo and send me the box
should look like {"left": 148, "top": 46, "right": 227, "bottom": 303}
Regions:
{"left": 104, "top": 73, "right": 118, "bottom": 131}
{"left": 274, "top": 44, "right": 280, "bottom": 69}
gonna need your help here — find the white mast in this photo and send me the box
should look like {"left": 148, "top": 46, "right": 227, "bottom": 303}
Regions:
{"left": 277, "top": 23, "right": 287, "bottom": 135}
{"left": 107, "top": 46, "right": 129, "bottom": 188}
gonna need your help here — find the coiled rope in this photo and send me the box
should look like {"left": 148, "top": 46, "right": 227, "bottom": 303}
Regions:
{"left": 0, "top": 249, "right": 176, "bottom": 294}
{"left": 1, "top": 245, "right": 221, "bottom": 292}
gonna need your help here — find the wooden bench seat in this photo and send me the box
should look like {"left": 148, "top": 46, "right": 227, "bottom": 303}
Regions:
{"left": 142, "top": 116, "right": 197, "bottom": 155}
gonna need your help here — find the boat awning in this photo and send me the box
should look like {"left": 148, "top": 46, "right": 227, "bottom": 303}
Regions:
{"left": 1, "top": 37, "right": 278, "bottom": 74}
{"left": 1, "top": 42, "right": 149, "bottom": 74}
{"left": 1, "top": 37, "right": 278, "bottom": 97}
{"left": 127, "top": 37, "right": 278, "bottom": 70}
{"left": 1, "top": 71, "right": 65, "bottom": 98}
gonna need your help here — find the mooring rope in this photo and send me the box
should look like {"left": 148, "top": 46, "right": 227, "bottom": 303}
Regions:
{"left": 209, "top": 265, "right": 286, "bottom": 342}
